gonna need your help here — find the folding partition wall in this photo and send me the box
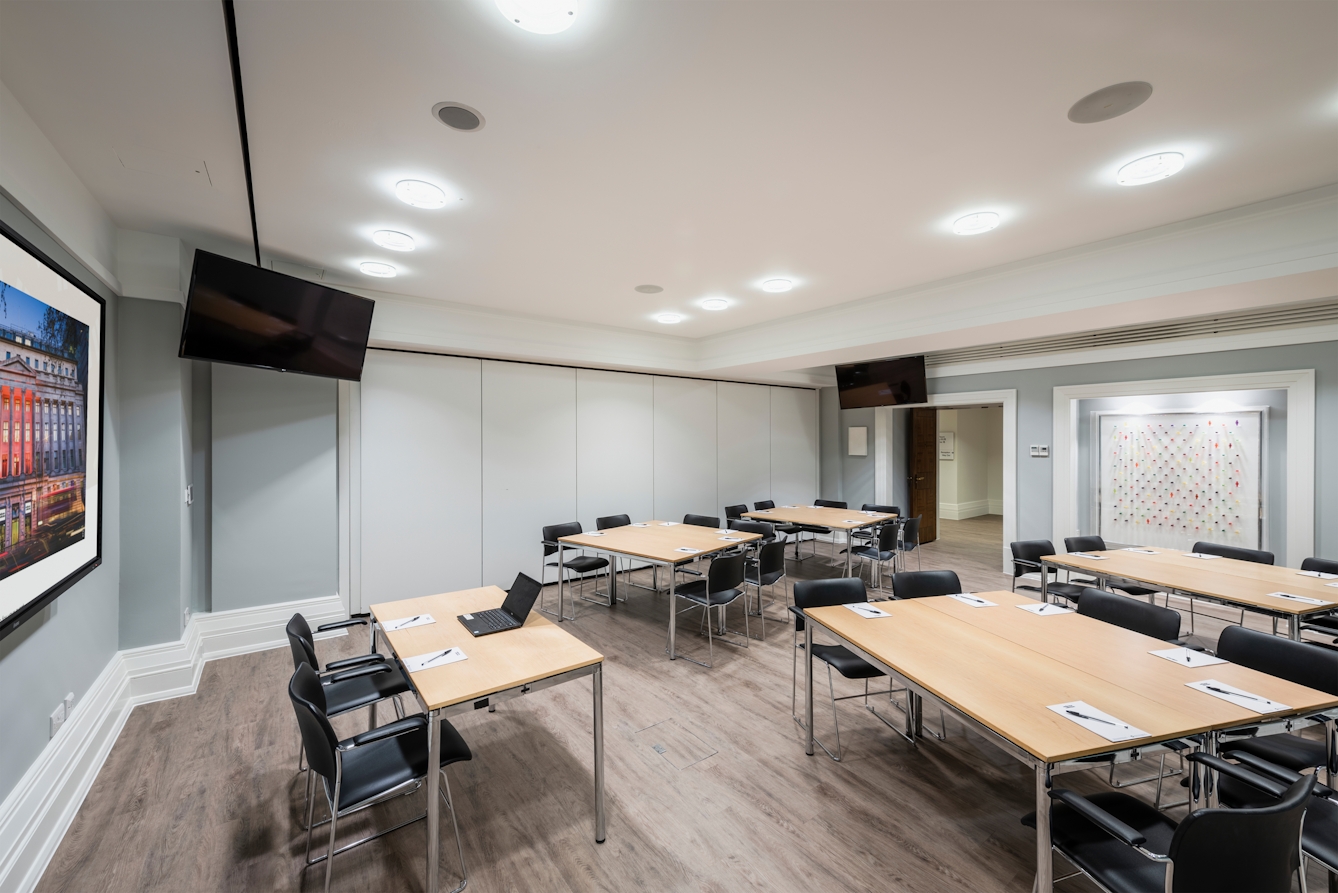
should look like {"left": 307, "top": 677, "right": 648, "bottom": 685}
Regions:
{"left": 357, "top": 350, "right": 819, "bottom": 605}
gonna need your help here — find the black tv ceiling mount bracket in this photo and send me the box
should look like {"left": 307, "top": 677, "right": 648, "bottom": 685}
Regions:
{"left": 222, "top": 0, "right": 261, "bottom": 268}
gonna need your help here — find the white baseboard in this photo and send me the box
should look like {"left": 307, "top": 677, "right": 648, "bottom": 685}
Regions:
{"left": 940, "top": 499, "right": 990, "bottom": 521}
{"left": 0, "top": 593, "right": 346, "bottom": 893}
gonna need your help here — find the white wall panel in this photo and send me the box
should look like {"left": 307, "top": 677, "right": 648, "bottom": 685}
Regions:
{"left": 577, "top": 369, "right": 653, "bottom": 530}
{"left": 770, "top": 387, "right": 819, "bottom": 506}
{"left": 717, "top": 382, "right": 771, "bottom": 514}
{"left": 361, "top": 351, "right": 482, "bottom": 600}
{"left": 482, "top": 361, "right": 577, "bottom": 586}
{"left": 653, "top": 377, "right": 718, "bottom": 523}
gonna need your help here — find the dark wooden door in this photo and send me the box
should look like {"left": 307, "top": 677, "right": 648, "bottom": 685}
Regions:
{"left": 910, "top": 408, "right": 937, "bottom": 543}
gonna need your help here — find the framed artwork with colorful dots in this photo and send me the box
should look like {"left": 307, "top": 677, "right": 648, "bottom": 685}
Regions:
{"left": 1097, "top": 410, "right": 1264, "bottom": 552}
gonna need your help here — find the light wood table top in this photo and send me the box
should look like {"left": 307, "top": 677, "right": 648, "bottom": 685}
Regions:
{"left": 743, "top": 506, "right": 895, "bottom": 529}
{"left": 371, "top": 586, "right": 604, "bottom": 712}
{"left": 559, "top": 521, "right": 761, "bottom": 564}
{"left": 804, "top": 595, "right": 1338, "bottom": 764}
{"left": 1044, "top": 550, "right": 1338, "bottom": 616}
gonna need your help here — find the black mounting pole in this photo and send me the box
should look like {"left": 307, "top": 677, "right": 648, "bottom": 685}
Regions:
{"left": 222, "top": 0, "right": 261, "bottom": 268}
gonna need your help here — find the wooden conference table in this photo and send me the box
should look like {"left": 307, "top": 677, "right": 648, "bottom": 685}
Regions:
{"left": 799, "top": 589, "right": 1338, "bottom": 893}
{"left": 558, "top": 521, "right": 762, "bottom": 660}
{"left": 742, "top": 505, "right": 896, "bottom": 577}
{"left": 371, "top": 586, "right": 606, "bottom": 893}
{"left": 1041, "top": 548, "right": 1338, "bottom": 640}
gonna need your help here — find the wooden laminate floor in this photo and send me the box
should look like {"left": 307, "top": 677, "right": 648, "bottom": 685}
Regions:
{"left": 38, "top": 524, "right": 1327, "bottom": 893}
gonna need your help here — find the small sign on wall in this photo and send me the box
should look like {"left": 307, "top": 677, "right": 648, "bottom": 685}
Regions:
{"left": 938, "top": 431, "right": 955, "bottom": 460}
{"left": 848, "top": 426, "right": 868, "bottom": 456}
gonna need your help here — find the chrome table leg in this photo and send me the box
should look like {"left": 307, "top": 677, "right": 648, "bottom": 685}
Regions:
{"left": 1035, "top": 763, "right": 1053, "bottom": 893}
{"left": 805, "top": 619, "right": 815, "bottom": 756}
{"left": 426, "top": 707, "right": 441, "bottom": 893}
{"left": 668, "top": 564, "right": 677, "bottom": 659}
{"left": 593, "top": 663, "right": 606, "bottom": 842}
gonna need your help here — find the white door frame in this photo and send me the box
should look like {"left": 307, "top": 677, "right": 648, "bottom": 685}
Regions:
{"left": 1051, "top": 369, "right": 1314, "bottom": 567}
{"left": 875, "top": 389, "right": 1016, "bottom": 572}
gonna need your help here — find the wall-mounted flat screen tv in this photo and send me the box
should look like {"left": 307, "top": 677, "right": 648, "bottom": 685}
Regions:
{"left": 0, "top": 222, "right": 104, "bottom": 642}
{"left": 179, "top": 250, "right": 375, "bottom": 380}
{"left": 835, "top": 355, "right": 928, "bottom": 409}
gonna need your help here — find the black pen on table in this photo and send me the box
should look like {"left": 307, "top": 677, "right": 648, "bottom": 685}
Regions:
{"left": 1206, "top": 684, "right": 1259, "bottom": 701}
{"left": 1066, "top": 709, "right": 1127, "bottom": 728}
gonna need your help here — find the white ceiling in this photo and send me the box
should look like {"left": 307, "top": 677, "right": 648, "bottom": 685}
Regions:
{"left": 1, "top": 0, "right": 1336, "bottom": 348}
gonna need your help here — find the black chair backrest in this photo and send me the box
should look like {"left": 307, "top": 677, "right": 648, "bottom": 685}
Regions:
{"left": 1010, "top": 540, "right": 1055, "bottom": 578}
{"left": 724, "top": 504, "right": 747, "bottom": 520}
{"left": 1064, "top": 535, "right": 1106, "bottom": 553}
{"left": 1301, "top": 556, "right": 1338, "bottom": 575}
{"left": 861, "top": 504, "right": 898, "bottom": 515}
{"left": 596, "top": 514, "right": 630, "bottom": 530}
{"left": 542, "top": 521, "right": 583, "bottom": 556}
{"left": 794, "top": 577, "right": 867, "bottom": 611}
{"left": 1167, "top": 774, "right": 1313, "bottom": 892}
{"left": 1077, "top": 588, "right": 1181, "bottom": 640}
{"left": 730, "top": 519, "right": 774, "bottom": 538}
{"left": 684, "top": 514, "right": 720, "bottom": 528}
{"left": 1191, "top": 541, "right": 1274, "bottom": 565}
{"left": 874, "top": 522, "right": 899, "bottom": 553}
{"left": 813, "top": 499, "right": 847, "bottom": 509}
{"left": 288, "top": 663, "right": 340, "bottom": 781}
{"left": 754, "top": 500, "right": 775, "bottom": 510}
{"left": 706, "top": 553, "right": 746, "bottom": 592}
{"left": 286, "top": 613, "right": 321, "bottom": 672}
{"left": 901, "top": 515, "right": 922, "bottom": 549}
{"left": 891, "top": 570, "right": 961, "bottom": 599}
{"left": 1217, "top": 625, "right": 1338, "bottom": 695}
{"left": 755, "top": 540, "right": 786, "bottom": 581}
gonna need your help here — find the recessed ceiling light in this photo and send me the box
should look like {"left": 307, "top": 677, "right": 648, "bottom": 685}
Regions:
{"left": 431, "top": 102, "right": 485, "bottom": 132}
{"left": 494, "top": 0, "right": 579, "bottom": 34}
{"left": 700, "top": 297, "right": 730, "bottom": 311}
{"left": 360, "top": 261, "right": 397, "bottom": 278}
{"left": 634, "top": 284, "right": 663, "bottom": 294}
{"left": 1068, "top": 82, "right": 1153, "bottom": 124}
{"left": 371, "top": 230, "right": 415, "bottom": 252}
{"left": 654, "top": 313, "right": 684, "bottom": 325}
{"left": 1116, "top": 152, "right": 1185, "bottom": 185}
{"left": 761, "top": 278, "right": 792, "bottom": 293}
{"left": 394, "top": 179, "right": 447, "bottom": 209}
{"left": 952, "top": 212, "right": 1001, "bottom": 235}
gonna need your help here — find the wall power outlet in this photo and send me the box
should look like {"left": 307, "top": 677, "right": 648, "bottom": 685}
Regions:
{"left": 49, "top": 701, "right": 66, "bottom": 738}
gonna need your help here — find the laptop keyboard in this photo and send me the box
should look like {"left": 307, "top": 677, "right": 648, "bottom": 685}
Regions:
{"left": 476, "top": 610, "right": 512, "bottom": 632}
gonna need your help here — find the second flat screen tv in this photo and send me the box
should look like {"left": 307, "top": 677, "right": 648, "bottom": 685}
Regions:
{"left": 835, "top": 355, "right": 927, "bottom": 409}
{"left": 179, "top": 250, "right": 375, "bottom": 380}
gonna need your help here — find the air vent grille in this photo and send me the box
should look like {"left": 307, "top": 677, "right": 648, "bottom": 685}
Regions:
{"left": 925, "top": 300, "right": 1338, "bottom": 367}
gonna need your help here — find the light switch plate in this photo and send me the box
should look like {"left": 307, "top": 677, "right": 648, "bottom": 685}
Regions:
{"left": 50, "top": 702, "right": 66, "bottom": 738}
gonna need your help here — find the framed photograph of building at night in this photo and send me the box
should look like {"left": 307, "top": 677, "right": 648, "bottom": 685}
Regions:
{"left": 0, "top": 221, "right": 104, "bottom": 641}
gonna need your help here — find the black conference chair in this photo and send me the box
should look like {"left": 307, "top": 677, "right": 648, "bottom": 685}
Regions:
{"left": 730, "top": 518, "right": 777, "bottom": 546}
{"left": 1214, "top": 750, "right": 1338, "bottom": 887}
{"left": 891, "top": 570, "right": 962, "bottom": 599}
{"left": 1022, "top": 753, "right": 1314, "bottom": 893}
{"left": 853, "top": 524, "right": 900, "bottom": 591}
{"left": 1065, "top": 534, "right": 1161, "bottom": 596}
{"left": 850, "top": 503, "right": 900, "bottom": 552}
{"left": 724, "top": 504, "right": 747, "bottom": 522}
{"left": 1191, "top": 540, "right": 1275, "bottom": 565}
{"left": 683, "top": 513, "right": 721, "bottom": 528}
{"left": 1215, "top": 625, "right": 1338, "bottom": 784}
{"left": 1300, "top": 557, "right": 1338, "bottom": 643}
{"left": 1010, "top": 539, "right": 1085, "bottom": 605}
{"left": 755, "top": 500, "right": 807, "bottom": 555}
{"left": 790, "top": 577, "right": 900, "bottom": 761}
{"left": 595, "top": 514, "right": 632, "bottom": 593}
{"left": 671, "top": 553, "right": 748, "bottom": 667}
{"left": 804, "top": 498, "right": 847, "bottom": 562}
{"left": 743, "top": 539, "right": 788, "bottom": 638}
{"left": 289, "top": 664, "right": 471, "bottom": 893}
{"left": 899, "top": 515, "right": 925, "bottom": 571}
{"left": 285, "top": 614, "right": 410, "bottom": 731}
{"left": 540, "top": 521, "right": 611, "bottom": 617}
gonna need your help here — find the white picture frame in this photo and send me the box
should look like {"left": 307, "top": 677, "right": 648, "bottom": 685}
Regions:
{"left": 848, "top": 426, "right": 868, "bottom": 456}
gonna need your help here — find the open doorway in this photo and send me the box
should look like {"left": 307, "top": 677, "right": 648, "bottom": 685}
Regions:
{"left": 934, "top": 403, "right": 1004, "bottom": 567}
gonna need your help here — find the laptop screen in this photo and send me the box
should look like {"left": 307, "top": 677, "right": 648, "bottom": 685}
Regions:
{"left": 501, "top": 572, "right": 542, "bottom": 621}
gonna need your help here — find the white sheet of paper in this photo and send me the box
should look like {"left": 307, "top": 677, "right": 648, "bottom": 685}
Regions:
{"left": 1328, "top": 581, "right": 1338, "bottom": 589}
{"left": 675, "top": 547, "right": 701, "bottom": 553}
{"left": 718, "top": 536, "right": 742, "bottom": 542}
{"left": 1017, "top": 602, "right": 1074, "bottom": 616}
{"left": 660, "top": 521, "right": 679, "bottom": 526}
{"left": 1187, "top": 679, "right": 1288, "bottom": 713}
{"left": 586, "top": 531, "right": 605, "bottom": 536}
{"left": 1049, "top": 701, "right": 1148, "bottom": 742}
{"left": 1123, "top": 548, "right": 1158, "bottom": 554}
{"left": 947, "top": 593, "right": 996, "bottom": 607}
{"left": 781, "top": 505, "right": 796, "bottom": 508}
{"left": 384, "top": 613, "right": 435, "bottom": 631}
{"left": 843, "top": 602, "right": 890, "bottom": 618}
{"left": 1265, "top": 591, "right": 1332, "bottom": 606}
{"left": 405, "top": 647, "right": 467, "bottom": 673}
{"left": 753, "top": 510, "right": 772, "bottom": 514}
{"left": 631, "top": 523, "right": 649, "bottom": 527}
{"left": 1149, "top": 647, "right": 1226, "bottom": 668}
{"left": 1298, "top": 570, "right": 1338, "bottom": 580}
{"left": 1182, "top": 553, "right": 1222, "bottom": 560}
{"left": 1068, "top": 552, "right": 1107, "bottom": 560}
{"left": 717, "top": 529, "right": 731, "bottom": 534}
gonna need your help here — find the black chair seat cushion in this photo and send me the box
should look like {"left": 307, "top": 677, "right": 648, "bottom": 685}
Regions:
{"left": 557, "top": 555, "right": 609, "bottom": 574}
{"left": 323, "top": 665, "right": 411, "bottom": 717}
{"left": 1114, "top": 584, "right": 1158, "bottom": 597}
{"left": 676, "top": 580, "right": 742, "bottom": 607}
{"left": 745, "top": 565, "right": 784, "bottom": 587}
{"left": 797, "top": 525, "right": 832, "bottom": 534}
{"left": 809, "top": 643, "right": 884, "bottom": 679}
{"left": 1022, "top": 792, "right": 1174, "bottom": 893}
{"left": 1224, "top": 733, "right": 1328, "bottom": 773}
{"left": 1042, "top": 581, "right": 1086, "bottom": 601}
{"left": 1303, "top": 614, "right": 1338, "bottom": 633}
{"left": 853, "top": 545, "right": 895, "bottom": 562}
{"left": 329, "top": 719, "right": 472, "bottom": 811}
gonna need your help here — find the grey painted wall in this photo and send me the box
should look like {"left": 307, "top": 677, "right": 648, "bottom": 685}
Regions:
{"left": 0, "top": 193, "right": 121, "bottom": 803}
{"left": 189, "top": 361, "right": 210, "bottom": 615}
{"left": 819, "top": 340, "right": 1338, "bottom": 560}
{"left": 818, "top": 387, "right": 875, "bottom": 507}
{"left": 211, "top": 364, "right": 336, "bottom": 611}
{"left": 116, "top": 297, "right": 188, "bottom": 649}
